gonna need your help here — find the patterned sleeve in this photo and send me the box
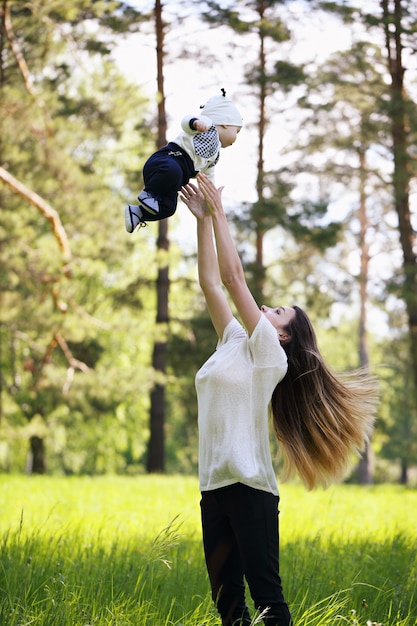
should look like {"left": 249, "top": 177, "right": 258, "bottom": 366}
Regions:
{"left": 193, "top": 126, "right": 221, "bottom": 160}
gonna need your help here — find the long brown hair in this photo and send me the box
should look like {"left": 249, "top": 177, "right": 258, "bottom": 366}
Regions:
{"left": 271, "top": 306, "right": 378, "bottom": 490}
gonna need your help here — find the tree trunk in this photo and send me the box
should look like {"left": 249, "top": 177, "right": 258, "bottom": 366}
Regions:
{"left": 381, "top": 0, "right": 417, "bottom": 399}
{"left": 27, "top": 436, "right": 46, "bottom": 474}
{"left": 147, "top": 0, "right": 169, "bottom": 473}
{"left": 147, "top": 225, "right": 169, "bottom": 472}
{"left": 399, "top": 460, "right": 408, "bottom": 485}
{"left": 254, "top": 0, "right": 267, "bottom": 303}
{"left": 356, "top": 146, "right": 374, "bottom": 484}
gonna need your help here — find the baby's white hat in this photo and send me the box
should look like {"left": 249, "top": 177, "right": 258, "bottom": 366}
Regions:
{"left": 200, "top": 89, "right": 243, "bottom": 127}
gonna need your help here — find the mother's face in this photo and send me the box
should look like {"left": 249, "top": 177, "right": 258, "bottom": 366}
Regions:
{"left": 260, "top": 305, "right": 295, "bottom": 344}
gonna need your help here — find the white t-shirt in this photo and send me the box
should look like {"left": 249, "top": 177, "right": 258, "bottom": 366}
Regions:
{"left": 195, "top": 315, "right": 288, "bottom": 496}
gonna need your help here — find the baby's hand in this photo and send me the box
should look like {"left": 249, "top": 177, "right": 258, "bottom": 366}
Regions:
{"left": 193, "top": 119, "right": 209, "bottom": 133}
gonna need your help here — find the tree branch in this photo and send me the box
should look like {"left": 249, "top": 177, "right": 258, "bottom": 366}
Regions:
{"left": 2, "top": 0, "right": 51, "bottom": 131}
{"left": 55, "top": 332, "right": 91, "bottom": 373}
{"left": 55, "top": 332, "right": 91, "bottom": 395}
{"left": 0, "top": 165, "right": 72, "bottom": 268}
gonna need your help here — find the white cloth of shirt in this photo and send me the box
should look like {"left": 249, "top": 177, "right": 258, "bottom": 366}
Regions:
{"left": 196, "top": 314, "right": 288, "bottom": 496}
{"left": 172, "top": 115, "right": 221, "bottom": 182}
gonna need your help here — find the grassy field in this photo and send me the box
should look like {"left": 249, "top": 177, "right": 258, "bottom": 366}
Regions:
{"left": 0, "top": 475, "right": 416, "bottom": 626}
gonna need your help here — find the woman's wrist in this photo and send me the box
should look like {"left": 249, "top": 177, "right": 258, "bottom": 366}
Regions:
{"left": 197, "top": 212, "right": 213, "bottom": 225}
{"left": 210, "top": 207, "right": 227, "bottom": 224}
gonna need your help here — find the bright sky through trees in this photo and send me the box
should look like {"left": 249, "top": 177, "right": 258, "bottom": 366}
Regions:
{"left": 113, "top": 1, "right": 353, "bottom": 203}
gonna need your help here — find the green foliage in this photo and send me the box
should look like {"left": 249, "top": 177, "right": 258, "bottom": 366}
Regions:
{"left": 271, "top": 60, "right": 306, "bottom": 89}
{"left": 1, "top": 0, "right": 416, "bottom": 482}
{"left": 0, "top": 0, "right": 159, "bottom": 473}
{"left": 0, "top": 476, "right": 416, "bottom": 625}
{"left": 377, "top": 334, "right": 417, "bottom": 480}
{"left": 165, "top": 305, "right": 216, "bottom": 473}
{"left": 203, "top": 3, "right": 254, "bottom": 33}
{"left": 203, "top": 1, "right": 290, "bottom": 41}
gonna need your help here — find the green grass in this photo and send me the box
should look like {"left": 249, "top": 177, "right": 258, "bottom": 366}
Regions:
{"left": 0, "top": 475, "right": 416, "bottom": 625}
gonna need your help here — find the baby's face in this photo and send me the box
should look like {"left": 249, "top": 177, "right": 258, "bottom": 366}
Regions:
{"left": 217, "top": 125, "right": 241, "bottom": 148}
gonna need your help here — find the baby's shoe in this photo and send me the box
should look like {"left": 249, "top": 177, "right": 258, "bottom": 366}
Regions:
{"left": 138, "top": 190, "right": 160, "bottom": 215}
{"left": 125, "top": 204, "right": 146, "bottom": 232}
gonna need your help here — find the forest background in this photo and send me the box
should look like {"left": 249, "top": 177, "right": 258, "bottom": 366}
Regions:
{"left": 1, "top": 0, "right": 417, "bottom": 485}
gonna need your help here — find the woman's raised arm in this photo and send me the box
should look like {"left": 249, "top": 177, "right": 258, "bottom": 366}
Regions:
{"left": 197, "top": 173, "right": 261, "bottom": 336}
{"left": 180, "top": 182, "right": 233, "bottom": 338}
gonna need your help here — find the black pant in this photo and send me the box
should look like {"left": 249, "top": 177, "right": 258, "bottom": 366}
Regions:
{"left": 200, "top": 483, "right": 292, "bottom": 626}
{"left": 141, "top": 142, "right": 196, "bottom": 221}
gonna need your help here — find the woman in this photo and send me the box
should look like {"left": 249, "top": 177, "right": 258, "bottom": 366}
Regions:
{"left": 180, "top": 173, "right": 378, "bottom": 626}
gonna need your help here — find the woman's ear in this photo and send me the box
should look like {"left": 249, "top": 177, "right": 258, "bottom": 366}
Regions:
{"left": 278, "top": 332, "right": 291, "bottom": 345}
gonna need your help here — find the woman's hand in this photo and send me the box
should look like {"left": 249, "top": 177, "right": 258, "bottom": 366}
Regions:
{"left": 197, "top": 173, "right": 224, "bottom": 217}
{"left": 180, "top": 182, "right": 208, "bottom": 220}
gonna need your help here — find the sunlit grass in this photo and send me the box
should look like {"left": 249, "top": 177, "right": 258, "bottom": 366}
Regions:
{"left": 0, "top": 475, "right": 416, "bottom": 625}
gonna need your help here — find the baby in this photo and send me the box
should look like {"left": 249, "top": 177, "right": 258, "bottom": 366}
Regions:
{"left": 125, "top": 89, "right": 243, "bottom": 231}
